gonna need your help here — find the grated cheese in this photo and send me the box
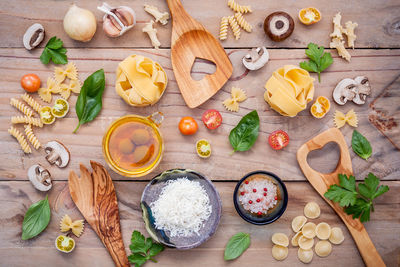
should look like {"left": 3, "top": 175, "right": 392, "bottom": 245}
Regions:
{"left": 150, "top": 178, "right": 212, "bottom": 237}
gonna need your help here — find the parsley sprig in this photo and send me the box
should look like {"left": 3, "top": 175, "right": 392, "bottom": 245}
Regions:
{"left": 324, "top": 173, "right": 389, "bottom": 222}
{"left": 300, "top": 42, "right": 333, "bottom": 82}
{"left": 40, "top": 36, "right": 68, "bottom": 65}
{"left": 128, "top": 230, "right": 164, "bottom": 267}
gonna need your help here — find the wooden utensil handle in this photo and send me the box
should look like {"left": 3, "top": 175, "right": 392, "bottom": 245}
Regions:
{"left": 166, "top": 0, "right": 204, "bottom": 38}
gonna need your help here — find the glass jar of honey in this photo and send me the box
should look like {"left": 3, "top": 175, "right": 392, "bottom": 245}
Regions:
{"left": 102, "top": 112, "right": 164, "bottom": 177}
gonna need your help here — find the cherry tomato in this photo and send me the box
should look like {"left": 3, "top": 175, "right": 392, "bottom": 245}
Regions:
{"left": 179, "top": 116, "right": 198, "bottom": 135}
{"left": 202, "top": 109, "right": 222, "bottom": 130}
{"left": 21, "top": 74, "right": 41, "bottom": 93}
{"left": 268, "top": 130, "right": 289, "bottom": 150}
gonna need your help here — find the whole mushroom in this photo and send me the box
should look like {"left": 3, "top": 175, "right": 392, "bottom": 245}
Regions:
{"left": 28, "top": 164, "right": 52, "bottom": 191}
{"left": 242, "top": 47, "right": 269, "bottom": 71}
{"left": 44, "top": 141, "right": 70, "bottom": 168}
{"left": 264, "top": 12, "right": 295, "bottom": 42}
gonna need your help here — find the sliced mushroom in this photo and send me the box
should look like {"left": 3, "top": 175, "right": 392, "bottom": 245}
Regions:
{"left": 23, "top": 23, "right": 45, "bottom": 50}
{"left": 242, "top": 47, "right": 269, "bottom": 70}
{"left": 332, "top": 78, "right": 357, "bottom": 105}
{"left": 352, "top": 76, "right": 371, "bottom": 105}
{"left": 28, "top": 164, "right": 52, "bottom": 191}
{"left": 44, "top": 141, "right": 70, "bottom": 168}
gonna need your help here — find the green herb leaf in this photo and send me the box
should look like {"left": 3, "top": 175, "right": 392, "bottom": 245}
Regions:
{"left": 224, "top": 232, "right": 251, "bottom": 261}
{"left": 229, "top": 110, "right": 259, "bottom": 154}
{"left": 22, "top": 196, "right": 51, "bottom": 240}
{"left": 345, "top": 198, "right": 371, "bottom": 222}
{"left": 128, "top": 254, "right": 147, "bottom": 267}
{"left": 351, "top": 130, "right": 372, "bottom": 160}
{"left": 128, "top": 230, "right": 164, "bottom": 266}
{"left": 148, "top": 243, "right": 164, "bottom": 257}
{"left": 74, "top": 69, "right": 105, "bottom": 133}
{"left": 324, "top": 174, "right": 358, "bottom": 207}
{"left": 299, "top": 42, "right": 333, "bottom": 82}
{"left": 40, "top": 36, "right": 68, "bottom": 65}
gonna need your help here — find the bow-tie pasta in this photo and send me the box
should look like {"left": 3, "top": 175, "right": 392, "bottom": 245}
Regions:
{"left": 116, "top": 55, "right": 167, "bottom": 107}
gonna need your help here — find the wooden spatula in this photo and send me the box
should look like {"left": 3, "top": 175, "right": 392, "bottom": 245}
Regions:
{"left": 166, "top": 0, "right": 233, "bottom": 108}
{"left": 69, "top": 161, "right": 129, "bottom": 267}
{"left": 297, "top": 128, "right": 385, "bottom": 267}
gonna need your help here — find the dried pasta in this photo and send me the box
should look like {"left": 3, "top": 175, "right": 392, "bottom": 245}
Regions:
{"left": 54, "top": 62, "right": 78, "bottom": 82}
{"left": 272, "top": 245, "right": 288, "bottom": 261}
{"left": 292, "top": 215, "right": 307, "bottom": 232}
{"left": 21, "top": 93, "right": 42, "bottom": 113}
{"left": 298, "top": 248, "right": 313, "bottom": 264}
{"left": 291, "top": 231, "right": 303, "bottom": 247}
{"left": 234, "top": 12, "right": 252, "bottom": 32}
{"left": 60, "top": 214, "right": 85, "bottom": 237}
{"left": 223, "top": 87, "right": 247, "bottom": 112}
{"left": 271, "top": 233, "right": 289, "bottom": 247}
{"left": 11, "top": 116, "right": 43, "bottom": 127}
{"left": 227, "top": 0, "right": 252, "bottom": 14}
{"left": 304, "top": 201, "right": 320, "bottom": 219}
{"left": 330, "top": 12, "right": 343, "bottom": 40}
{"left": 334, "top": 109, "right": 358, "bottom": 128}
{"left": 10, "top": 98, "right": 33, "bottom": 117}
{"left": 315, "top": 222, "right": 331, "bottom": 240}
{"left": 24, "top": 124, "right": 41, "bottom": 150}
{"left": 330, "top": 37, "right": 351, "bottom": 62}
{"left": 329, "top": 227, "right": 345, "bottom": 244}
{"left": 144, "top": 4, "right": 170, "bottom": 25}
{"left": 298, "top": 235, "right": 314, "bottom": 250}
{"left": 301, "top": 222, "right": 316, "bottom": 239}
{"left": 8, "top": 126, "right": 31, "bottom": 153}
{"left": 228, "top": 16, "right": 241, "bottom": 40}
{"left": 343, "top": 21, "right": 358, "bottom": 49}
{"left": 219, "top": 16, "right": 229, "bottom": 41}
{"left": 315, "top": 240, "right": 332, "bottom": 257}
{"left": 38, "top": 77, "right": 60, "bottom": 103}
{"left": 59, "top": 79, "right": 81, "bottom": 100}
{"left": 143, "top": 20, "right": 161, "bottom": 49}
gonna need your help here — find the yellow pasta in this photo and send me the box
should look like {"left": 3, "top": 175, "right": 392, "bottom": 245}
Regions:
{"left": 54, "top": 62, "right": 78, "bottom": 82}
{"left": 227, "top": 0, "right": 252, "bottom": 14}
{"left": 10, "top": 98, "right": 33, "bottom": 117}
{"left": 223, "top": 87, "right": 247, "bottom": 112}
{"left": 24, "top": 124, "right": 41, "bottom": 150}
{"left": 234, "top": 12, "right": 252, "bottom": 32}
{"left": 272, "top": 245, "right": 288, "bottom": 261}
{"left": 271, "top": 233, "right": 289, "bottom": 247}
{"left": 334, "top": 109, "right": 358, "bottom": 128}
{"left": 11, "top": 116, "right": 43, "bottom": 127}
{"left": 228, "top": 16, "right": 241, "bottom": 40}
{"left": 219, "top": 16, "right": 229, "bottom": 41}
{"left": 59, "top": 79, "right": 81, "bottom": 100}
{"left": 21, "top": 93, "right": 42, "bottom": 113}
{"left": 8, "top": 126, "right": 31, "bottom": 153}
{"left": 38, "top": 77, "right": 60, "bottom": 103}
{"left": 60, "top": 214, "right": 85, "bottom": 237}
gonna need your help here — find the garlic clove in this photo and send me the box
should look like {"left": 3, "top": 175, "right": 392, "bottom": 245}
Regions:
{"left": 98, "top": 3, "right": 136, "bottom": 38}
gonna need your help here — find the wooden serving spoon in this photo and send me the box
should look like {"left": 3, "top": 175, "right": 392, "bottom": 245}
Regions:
{"left": 69, "top": 161, "right": 129, "bottom": 267}
{"left": 297, "top": 128, "right": 385, "bottom": 267}
{"left": 166, "top": 0, "right": 233, "bottom": 108}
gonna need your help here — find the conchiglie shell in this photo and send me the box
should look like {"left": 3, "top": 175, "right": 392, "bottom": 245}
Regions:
{"left": 298, "top": 235, "right": 314, "bottom": 250}
{"left": 304, "top": 202, "right": 320, "bottom": 219}
{"left": 271, "top": 233, "right": 289, "bottom": 247}
{"left": 292, "top": 215, "right": 307, "bottom": 232}
{"left": 316, "top": 222, "right": 331, "bottom": 240}
{"left": 291, "top": 231, "right": 303, "bottom": 247}
{"left": 315, "top": 240, "right": 332, "bottom": 257}
{"left": 302, "top": 222, "right": 317, "bottom": 239}
{"left": 329, "top": 227, "right": 345, "bottom": 245}
{"left": 298, "top": 248, "right": 313, "bottom": 263}
{"left": 272, "top": 245, "right": 288, "bottom": 261}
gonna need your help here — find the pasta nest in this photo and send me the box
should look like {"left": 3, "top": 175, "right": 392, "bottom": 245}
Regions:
{"left": 116, "top": 54, "right": 168, "bottom": 107}
{"left": 60, "top": 214, "right": 85, "bottom": 237}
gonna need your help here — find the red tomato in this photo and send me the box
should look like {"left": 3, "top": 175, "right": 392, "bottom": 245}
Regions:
{"left": 202, "top": 109, "right": 222, "bottom": 130}
{"left": 268, "top": 130, "right": 289, "bottom": 150}
{"left": 21, "top": 74, "right": 41, "bottom": 93}
{"left": 179, "top": 116, "right": 198, "bottom": 135}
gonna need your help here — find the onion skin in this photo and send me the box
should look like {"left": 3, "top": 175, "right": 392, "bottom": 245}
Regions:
{"left": 63, "top": 4, "right": 97, "bottom": 42}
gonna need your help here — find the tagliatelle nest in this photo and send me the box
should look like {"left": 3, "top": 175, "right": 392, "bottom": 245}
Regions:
{"left": 223, "top": 87, "right": 247, "bottom": 112}
{"left": 60, "top": 214, "right": 85, "bottom": 237}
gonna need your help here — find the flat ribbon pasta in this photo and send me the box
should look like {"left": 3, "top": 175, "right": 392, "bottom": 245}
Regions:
{"left": 54, "top": 62, "right": 78, "bottom": 82}
{"left": 38, "top": 77, "right": 60, "bottom": 103}
{"left": 264, "top": 65, "right": 315, "bottom": 117}
{"left": 334, "top": 109, "right": 358, "bottom": 128}
{"left": 116, "top": 54, "right": 167, "bottom": 106}
{"left": 223, "top": 87, "right": 247, "bottom": 112}
{"left": 60, "top": 214, "right": 84, "bottom": 237}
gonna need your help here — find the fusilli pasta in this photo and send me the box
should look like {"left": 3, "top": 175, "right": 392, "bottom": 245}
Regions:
{"left": 21, "top": 93, "right": 42, "bottom": 113}
{"left": 228, "top": 0, "right": 252, "bottom": 14}
{"left": 8, "top": 126, "right": 31, "bottom": 153}
{"left": 219, "top": 16, "right": 229, "bottom": 40}
{"left": 11, "top": 116, "right": 43, "bottom": 127}
{"left": 228, "top": 16, "right": 241, "bottom": 40}
{"left": 234, "top": 12, "right": 252, "bottom": 32}
{"left": 10, "top": 98, "right": 33, "bottom": 117}
{"left": 24, "top": 124, "right": 41, "bottom": 150}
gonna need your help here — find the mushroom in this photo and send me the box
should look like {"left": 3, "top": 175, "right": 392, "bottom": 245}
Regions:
{"left": 44, "top": 141, "right": 70, "bottom": 168}
{"left": 352, "top": 76, "right": 371, "bottom": 105}
{"left": 264, "top": 12, "right": 294, "bottom": 42}
{"left": 242, "top": 47, "right": 269, "bottom": 70}
{"left": 23, "top": 23, "right": 45, "bottom": 50}
{"left": 333, "top": 76, "right": 371, "bottom": 105}
{"left": 28, "top": 164, "right": 52, "bottom": 191}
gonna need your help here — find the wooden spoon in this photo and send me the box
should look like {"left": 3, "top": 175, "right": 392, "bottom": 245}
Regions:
{"left": 166, "top": 0, "right": 233, "bottom": 108}
{"left": 69, "top": 161, "right": 129, "bottom": 267}
{"left": 297, "top": 128, "right": 385, "bottom": 267}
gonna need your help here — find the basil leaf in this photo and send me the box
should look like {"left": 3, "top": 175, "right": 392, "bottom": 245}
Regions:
{"left": 229, "top": 110, "right": 259, "bottom": 153}
{"left": 224, "top": 232, "right": 251, "bottom": 260}
{"left": 22, "top": 196, "right": 51, "bottom": 240}
{"left": 351, "top": 130, "right": 372, "bottom": 160}
{"left": 74, "top": 69, "right": 105, "bottom": 133}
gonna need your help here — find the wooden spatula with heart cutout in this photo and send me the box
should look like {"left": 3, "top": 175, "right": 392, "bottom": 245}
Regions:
{"left": 297, "top": 128, "right": 385, "bottom": 267}
{"left": 166, "top": 0, "right": 233, "bottom": 108}
{"left": 69, "top": 161, "right": 129, "bottom": 267}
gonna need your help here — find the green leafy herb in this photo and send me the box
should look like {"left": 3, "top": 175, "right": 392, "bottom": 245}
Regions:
{"left": 229, "top": 110, "right": 259, "bottom": 154}
{"left": 224, "top": 232, "right": 251, "bottom": 261}
{"left": 324, "top": 173, "right": 389, "bottom": 222}
{"left": 22, "top": 196, "right": 51, "bottom": 240}
{"left": 128, "top": 230, "right": 164, "bottom": 267}
{"left": 73, "top": 69, "right": 105, "bottom": 133}
{"left": 40, "top": 36, "right": 68, "bottom": 65}
{"left": 299, "top": 42, "right": 333, "bottom": 82}
{"left": 351, "top": 130, "right": 372, "bottom": 160}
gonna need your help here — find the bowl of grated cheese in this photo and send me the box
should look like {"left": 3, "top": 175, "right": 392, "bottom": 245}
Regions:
{"left": 141, "top": 169, "right": 222, "bottom": 249}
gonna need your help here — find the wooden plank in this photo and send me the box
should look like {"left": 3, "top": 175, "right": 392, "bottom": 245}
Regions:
{"left": 0, "top": 180, "right": 398, "bottom": 266}
{"left": 1, "top": 48, "right": 399, "bottom": 181}
{"left": 1, "top": 0, "right": 400, "bottom": 49}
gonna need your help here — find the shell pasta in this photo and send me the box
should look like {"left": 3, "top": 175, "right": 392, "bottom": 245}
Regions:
{"left": 8, "top": 126, "right": 31, "bottom": 153}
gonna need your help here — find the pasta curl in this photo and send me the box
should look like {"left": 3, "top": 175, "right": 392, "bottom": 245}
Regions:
{"left": 219, "top": 16, "right": 229, "bottom": 41}
{"left": 24, "top": 124, "right": 41, "bottom": 150}
{"left": 234, "top": 12, "right": 252, "bottom": 32}
{"left": 228, "top": 0, "right": 252, "bottom": 14}
{"left": 11, "top": 116, "right": 43, "bottom": 127}
{"left": 21, "top": 93, "right": 42, "bottom": 113}
{"left": 228, "top": 16, "right": 241, "bottom": 40}
{"left": 10, "top": 98, "right": 33, "bottom": 117}
{"left": 8, "top": 126, "right": 31, "bottom": 153}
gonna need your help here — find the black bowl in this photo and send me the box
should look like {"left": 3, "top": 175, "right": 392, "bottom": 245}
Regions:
{"left": 233, "top": 171, "right": 288, "bottom": 225}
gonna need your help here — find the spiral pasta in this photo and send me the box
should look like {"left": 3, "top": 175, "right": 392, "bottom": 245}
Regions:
{"left": 234, "top": 12, "right": 252, "bottom": 32}
{"left": 228, "top": 16, "right": 241, "bottom": 40}
{"left": 228, "top": 0, "right": 252, "bottom": 14}
{"left": 24, "top": 124, "right": 41, "bottom": 150}
{"left": 21, "top": 93, "right": 42, "bottom": 113}
{"left": 11, "top": 116, "right": 43, "bottom": 127}
{"left": 219, "top": 16, "right": 229, "bottom": 40}
{"left": 8, "top": 126, "right": 31, "bottom": 153}
{"left": 10, "top": 98, "right": 33, "bottom": 117}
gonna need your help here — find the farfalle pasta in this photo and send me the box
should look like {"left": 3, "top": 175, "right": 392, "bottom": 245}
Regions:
{"left": 334, "top": 109, "right": 358, "bottom": 128}
{"left": 54, "top": 62, "right": 78, "bottom": 82}
{"left": 59, "top": 79, "right": 81, "bottom": 100}
{"left": 38, "top": 77, "right": 60, "bottom": 103}
{"left": 116, "top": 54, "right": 167, "bottom": 106}
{"left": 223, "top": 87, "right": 247, "bottom": 112}
{"left": 264, "top": 65, "right": 315, "bottom": 117}
{"left": 60, "top": 214, "right": 85, "bottom": 237}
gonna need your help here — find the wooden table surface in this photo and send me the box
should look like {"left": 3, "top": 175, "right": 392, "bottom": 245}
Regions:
{"left": 1, "top": 0, "right": 399, "bottom": 266}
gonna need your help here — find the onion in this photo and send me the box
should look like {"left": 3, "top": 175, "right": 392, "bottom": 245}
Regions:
{"left": 63, "top": 4, "right": 97, "bottom": 42}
